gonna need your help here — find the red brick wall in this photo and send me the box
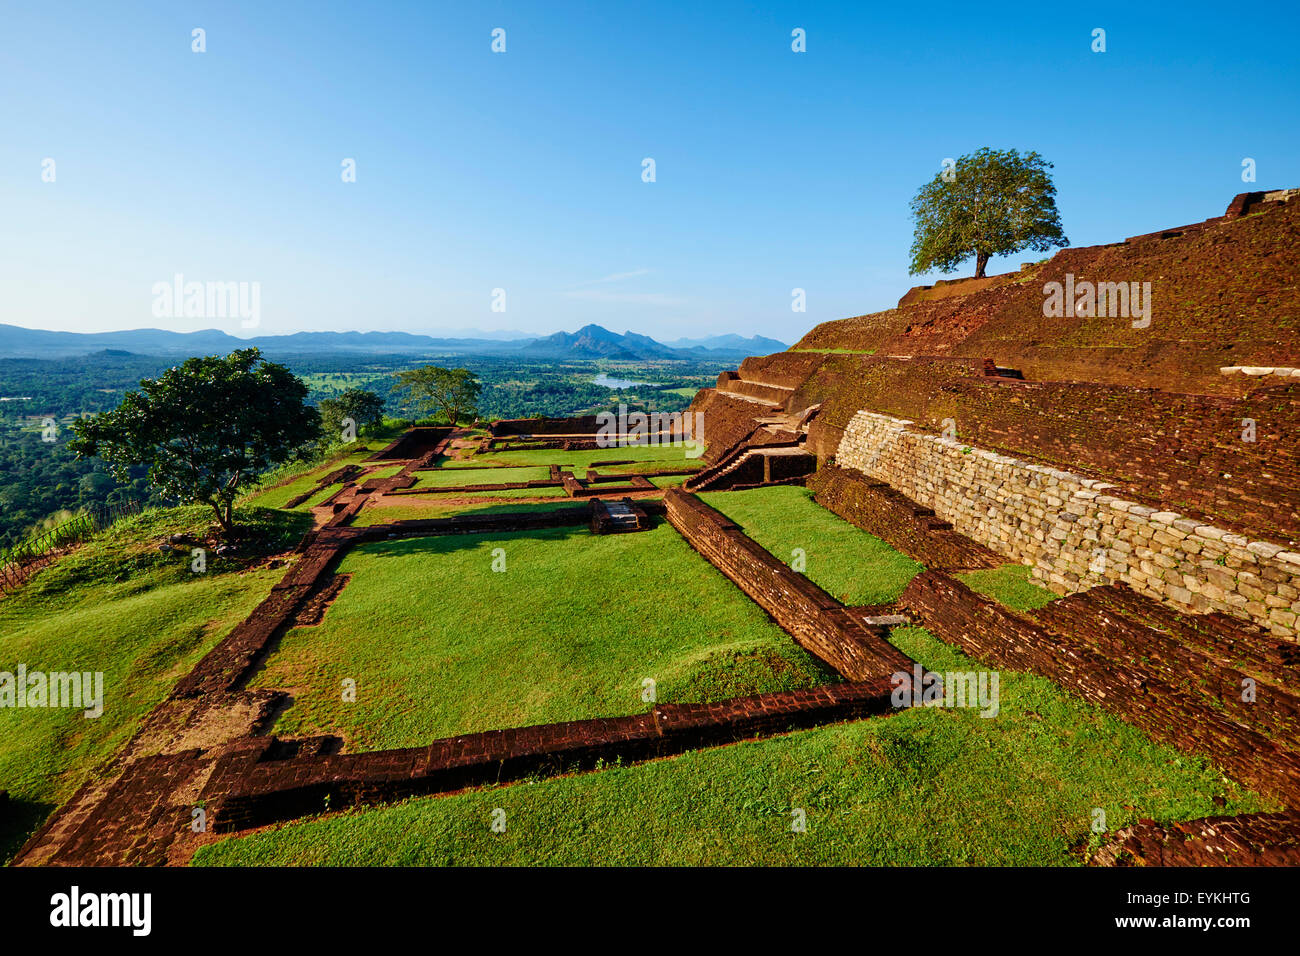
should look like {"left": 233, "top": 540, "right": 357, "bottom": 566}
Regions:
{"left": 809, "top": 464, "right": 1002, "bottom": 570}
{"left": 899, "top": 570, "right": 1300, "bottom": 805}
{"left": 794, "top": 198, "right": 1300, "bottom": 395}
{"left": 664, "top": 489, "right": 914, "bottom": 680}
{"left": 204, "top": 678, "right": 898, "bottom": 834}
{"left": 803, "top": 358, "right": 1300, "bottom": 542}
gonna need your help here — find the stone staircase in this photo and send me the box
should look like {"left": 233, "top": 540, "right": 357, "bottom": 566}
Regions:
{"left": 684, "top": 399, "right": 821, "bottom": 492}
{"left": 589, "top": 497, "right": 650, "bottom": 534}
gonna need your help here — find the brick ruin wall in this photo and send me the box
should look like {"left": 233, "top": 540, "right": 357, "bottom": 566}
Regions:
{"left": 663, "top": 489, "right": 914, "bottom": 679}
{"left": 489, "top": 415, "right": 602, "bottom": 436}
{"left": 794, "top": 359, "right": 1300, "bottom": 542}
{"left": 737, "top": 351, "right": 827, "bottom": 389}
{"left": 836, "top": 410, "right": 1300, "bottom": 638}
{"left": 808, "top": 464, "right": 1002, "bottom": 571}
{"left": 205, "top": 678, "right": 898, "bottom": 835}
{"left": 898, "top": 570, "right": 1300, "bottom": 805}
{"left": 793, "top": 195, "right": 1300, "bottom": 395}
{"left": 688, "top": 389, "right": 776, "bottom": 464}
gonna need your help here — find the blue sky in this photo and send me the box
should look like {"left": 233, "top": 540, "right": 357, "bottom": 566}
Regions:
{"left": 2, "top": 0, "right": 1297, "bottom": 343}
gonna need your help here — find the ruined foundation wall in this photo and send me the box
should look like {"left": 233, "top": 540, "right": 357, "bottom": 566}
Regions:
{"left": 837, "top": 410, "right": 1300, "bottom": 638}
{"left": 663, "top": 489, "right": 914, "bottom": 679}
{"left": 898, "top": 570, "right": 1300, "bottom": 805}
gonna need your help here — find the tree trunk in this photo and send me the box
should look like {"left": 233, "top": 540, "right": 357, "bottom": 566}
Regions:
{"left": 210, "top": 501, "right": 231, "bottom": 534}
{"left": 974, "top": 252, "right": 989, "bottom": 278}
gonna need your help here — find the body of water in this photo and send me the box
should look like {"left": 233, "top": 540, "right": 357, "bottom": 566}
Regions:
{"left": 593, "top": 373, "right": 659, "bottom": 389}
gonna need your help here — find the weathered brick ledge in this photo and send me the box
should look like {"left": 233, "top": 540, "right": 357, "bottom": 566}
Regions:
{"left": 1092, "top": 809, "right": 1300, "bottom": 866}
{"left": 809, "top": 463, "right": 1002, "bottom": 571}
{"left": 204, "top": 677, "right": 899, "bottom": 834}
{"left": 664, "top": 488, "right": 915, "bottom": 680}
{"left": 899, "top": 570, "right": 1300, "bottom": 806}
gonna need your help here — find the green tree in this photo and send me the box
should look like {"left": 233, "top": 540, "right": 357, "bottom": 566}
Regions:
{"left": 68, "top": 349, "right": 320, "bottom": 532}
{"left": 909, "top": 147, "right": 1068, "bottom": 279}
{"left": 394, "top": 366, "right": 481, "bottom": 425}
{"left": 318, "top": 387, "right": 385, "bottom": 443}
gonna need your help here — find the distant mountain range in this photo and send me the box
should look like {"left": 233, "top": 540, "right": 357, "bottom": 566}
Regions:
{"left": 0, "top": 323, "right": 786, "bottom": 361}
{"left": 665, "top": 333, "right": 788, "bottom": 353}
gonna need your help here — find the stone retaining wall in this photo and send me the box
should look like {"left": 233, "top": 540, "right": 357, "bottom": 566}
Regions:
{"left": 797, "top": 359, "right": 1300, "bottom": 542}
{"left": 837, "top": 410, "right": 1300, "bottom": 638}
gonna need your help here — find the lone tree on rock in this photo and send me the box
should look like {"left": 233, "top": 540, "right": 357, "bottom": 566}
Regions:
{"left": 909, "top": 147, "right": 1068, "bottom": 279}
{"left": 69, "top": 349, "right": 320, "bottom": 533}
{"left": 394, "top": 365, "right": 481, "bottom": 425}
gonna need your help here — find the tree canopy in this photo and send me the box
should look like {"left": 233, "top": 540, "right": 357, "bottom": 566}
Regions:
{"left": 393, "top": 365, "right": 481, "bottom": 425}
{"left": 69, "top": 349, "right": 320, "bottom": 532}
{"left": 318, "top": 387, "right": 385, "bottom": 443}
{"left": 909, "top": 147, "right": 1068, "bottom": 278}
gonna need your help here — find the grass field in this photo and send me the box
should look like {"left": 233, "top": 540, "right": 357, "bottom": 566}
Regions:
{"left": 700, "top": 486, "right": 923, "bottom": 605}
{"left": 351, "top": 499, "right": 586, "bottom": 526}
{"left": 0, "top": 506, "right": 301, "bottom": 863}
{"left": 428, "top": 487, "right": 568, "bottom": 500}
{"left": 957, "top": 564, "right": 1060, "bottom": 612}
{"left": 447, "top": 444, "right": 700, "bottom": 470}
{"left": 246, "top": 521, "right": 837, "bottom": 749}
{"left": 242, "top": 438, "right": 393, "bottom": 510}
{"left": 194, "top": 623, "right": 1268, "bottom": 866}
{"left": 411, "top": 466, "right": 552, "bottom": 488}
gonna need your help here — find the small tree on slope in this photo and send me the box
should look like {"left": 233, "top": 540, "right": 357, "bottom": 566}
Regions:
{"left": 69, "top": 349, "right": 320, "bottom": 533}
{"left": 909, "top": 147, "right": 1068, "bottom": 279}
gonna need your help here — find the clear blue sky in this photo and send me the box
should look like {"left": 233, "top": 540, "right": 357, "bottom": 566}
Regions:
{"left": 2, "top": 0, "right": 1297, "bottom": 343}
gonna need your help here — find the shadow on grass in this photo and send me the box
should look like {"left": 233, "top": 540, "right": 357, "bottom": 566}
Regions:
{"left": 364, "top": 512, "right": 670, "bottom": 559}
{"left": 0, "top": 797, "right": 55, "bottom": 866}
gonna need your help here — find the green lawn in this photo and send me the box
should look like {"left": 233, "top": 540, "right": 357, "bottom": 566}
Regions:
{"left": 246, "top": 522, "right": 836, "bottom": 749}
{"left": 352, "top": 499, "right": 586, "bottom": 526}
{"left": 411, "top": 466, "right": 552, "bottom": 488}
{"left": 0, "top": 506, "right": 301, "bottom": 863}
{"left": 302, "top": 483, "right": 344, "bottom": 508}
{"left": 597, "top": 459, "right": 701, "bottom": 476}
{"left": 246, "top": 470, "right": 331, "bottom": 510}
{"left": 957, "top": 564, "right": 1060, "bottom": 612}
{"left": 243, "top": 439, "right": 392, "bottom": 510}
{"left": 428, "top": 487, "right": 567, "bottom": 500}
{"left": 700, "top": 486, "right": 923, "bottom": 605}
{"left": 449, "top": 444, "right": 700, "bottom": 470}
{"left": 194, "top": 624, "right": 1267, "bottom": 867}
{"left": 368, "top": 489, "right": 568, "bottom": 508}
